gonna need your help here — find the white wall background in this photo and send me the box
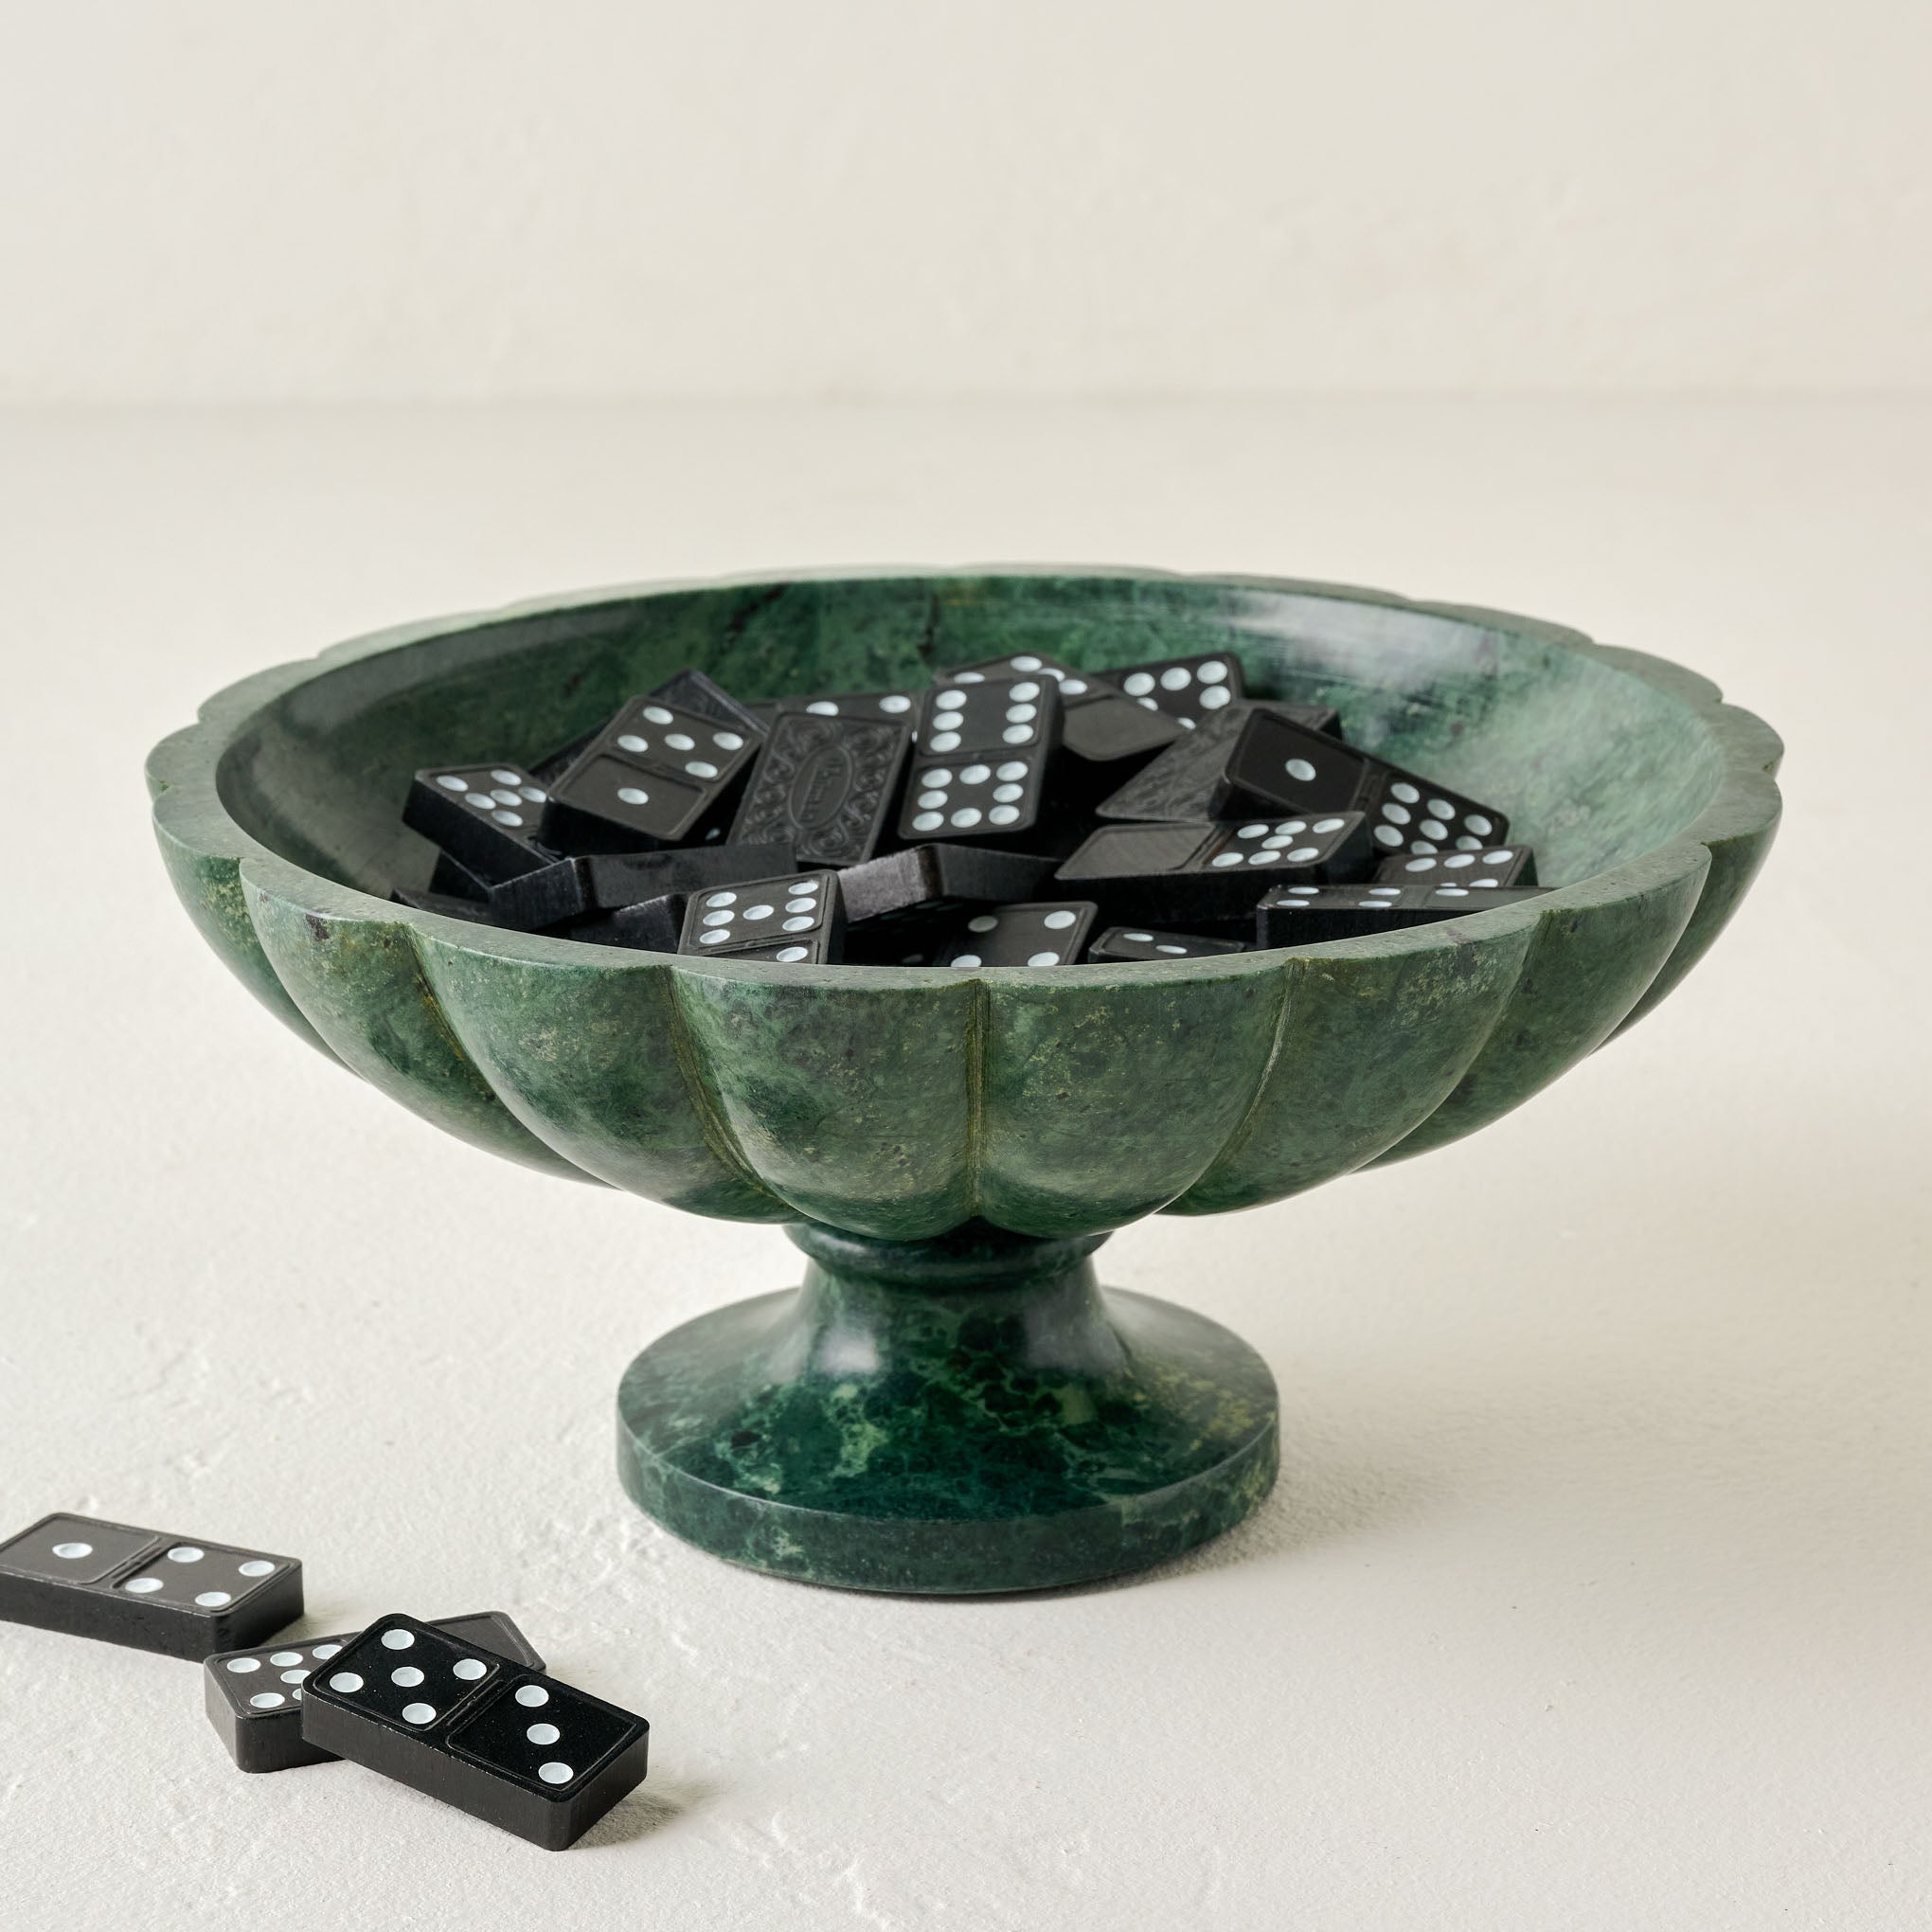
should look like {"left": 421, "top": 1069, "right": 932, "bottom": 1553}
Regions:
{"left": 3, "top": 0, "right": 1926, "bottom": 402}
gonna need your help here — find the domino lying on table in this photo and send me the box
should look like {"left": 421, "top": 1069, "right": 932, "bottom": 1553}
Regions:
{"left": 0, "top": 1511, "right": 649, "bottom": 1850}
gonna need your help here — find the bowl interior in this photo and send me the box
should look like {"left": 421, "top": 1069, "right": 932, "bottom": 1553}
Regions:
{"left": 213, "top": 573, "right": 1726, "bottom": 900}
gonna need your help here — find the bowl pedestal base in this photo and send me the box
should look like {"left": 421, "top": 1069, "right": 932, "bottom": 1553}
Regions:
{"left": 616, "top": 1221, "right": 1279, "bottom": 1594}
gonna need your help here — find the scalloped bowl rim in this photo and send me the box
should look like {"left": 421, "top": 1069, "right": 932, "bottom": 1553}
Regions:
{"left": 150, "top": 564, "right": 1782, "bottom": 990}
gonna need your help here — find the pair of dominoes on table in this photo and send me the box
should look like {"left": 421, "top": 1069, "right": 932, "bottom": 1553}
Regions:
{"left": 0, "top": 1511, "right": 648, "bottom": 1850}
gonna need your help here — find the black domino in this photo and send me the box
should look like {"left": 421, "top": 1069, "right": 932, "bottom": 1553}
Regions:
{"left": 1222, "top": 710, "right": 1510, "bottom": 856}
{"left": 1098, "top": 653, "right": 1245, "bottom": 728}
{"left": 541, "top": 698, "right": 761, "bottom": 852}
{"left": 1055, "top": 814, "right": 1374, "bottom": 924}
{"left": 1095, "top": 701, "right": 1339, "bottom": 824}
{"left": 204, "top": 1611, "right": 545, "bottom": 1775}
{"left": 1085, "top": 926, "right": 1246, "bottom": 962}
{"left": 940, "top": 653, "right": 1179, "bottom": 765}
{"left": 678, "top": 870, "right": 845, "bottom": 963}
{"left": 1255, "top": 881, "right": 1549, "bottom": 946}
{"left": 299, "top": 1613, "right": 650, "bottom": 1850}
{"left": 729, "top": 711, "right": 913, "bottom": 867}
{"left": 404, "top": 765, "right": 559, "bottom": 885}
{"left": 1373, "top": 845, "right": 1537, "bottom": 888}
{"left": 487, "top": 841, "right": 797, "bottom": 931}
{"left": 772, "top": 689, "right": 921, "bottom": 728}
{"left": 939, "top": 652, "right": 1102, "bottom": 701}
{"left": 390, "top": 887, "right": 495, "bottom": 922}
{"left": 0, "top": 1512, "right": 302, "bottom": 1660}
{"left": 647, "top": 668, "right": 767, "bottom": 739}
{"left": 933, "top": 901, "right": 1098, "bottom": 968}
{"left": 838, "top": 843, "right": 1061, "bottom": 925}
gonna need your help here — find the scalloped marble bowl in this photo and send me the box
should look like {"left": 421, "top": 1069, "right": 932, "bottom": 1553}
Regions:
{"left": 148, "top": 570, "right": 1780, "bottom": 1594}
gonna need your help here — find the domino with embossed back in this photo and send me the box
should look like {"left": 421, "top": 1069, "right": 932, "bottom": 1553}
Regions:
{"left": 299, "top": 1613, "right": 649, "bottom": 1850}
{"left": 0, "top": 1512, "right": 302, "bottom": 1660}
{"left": 204, "top": 1612, "right": 545, "bottom": 1774}
{"left": 729, "top": 710, "right": 912, "bottom": 868}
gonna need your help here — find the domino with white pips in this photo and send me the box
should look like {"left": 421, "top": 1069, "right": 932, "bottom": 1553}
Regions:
{"left": 540, "top": 696, "right": 762, "bottom": 852}
{"left": 772, "top": 689, "right": 921, "bottom": 727}
{"left": 298, "top": 1613, "right": 649, "bottom": 1850}
{"left": 0, "top": 1512, "right": 302, "bottom": 1660}
{"left": 934, "top": 901, "right": 1099, "bottom": 969}
{"left": 899, "top": 677, "right": 1063, "bottom": 845}
{"left": 1098, "top": 653, "right": 1245, "bottom": 730}
{"left": 1254, "top": 881, "right": 1549, "bottom": 946}
{"left": 915, "top": 674, "right": 1063, "bottom": 759}
{"left": 678, "top": 870, "right": 846, "bottom": 963}
{"left": 940, "top": 652, "right": 1099, "bottom": 700}
{"left": 486, "top": 840, "right": 796, "bottom": 931}
{"left": 1085, "top": 926, "right": 1246, "bottom": 962}
{"left": 1055, "top": 814, "right": 1375, "bottom": 924}
{"left": 1095, "top": 701, "right": 1342, "bottom": 825}
{"left": 900, "top": 755, "right": 1053, "bottom": 843}
{"left": 1374, "top": 845, "right": 1537, "bottom": 888}
{"left": 940, "top": 653, "right": 1180, "bottom": 765}
{"left": 403, "top": 764, "right": 559, "bottom": 885}
{"left": 204, "top": 1611, "right": 545, "bottom": 1774}
{"left": 1220, "top": 710, "right": 1510, "bottom": 857}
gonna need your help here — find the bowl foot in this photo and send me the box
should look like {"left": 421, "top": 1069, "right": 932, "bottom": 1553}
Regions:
{"left": 616, "top": 1220, "right": 1279, "bottom": 1594}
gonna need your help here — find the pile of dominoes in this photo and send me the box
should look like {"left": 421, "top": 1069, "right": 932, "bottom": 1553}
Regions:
{"left": 399, "top": 651, "right": 1545, "bottom": 966}
{"left": 0, "top": 1511, "right": 646, "bottom": 1851}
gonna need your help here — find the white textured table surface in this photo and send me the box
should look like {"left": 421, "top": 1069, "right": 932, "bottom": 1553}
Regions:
{"left": 1, "top": 402, "right": 1924, "bottom": 1931}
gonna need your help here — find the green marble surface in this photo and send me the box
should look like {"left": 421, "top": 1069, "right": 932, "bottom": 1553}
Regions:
{"left": 618, "top": 1222, "right": 1279, "bottom": 1593}
{"left": 147, "top": 568, "right": 1782, "bottom": 1590}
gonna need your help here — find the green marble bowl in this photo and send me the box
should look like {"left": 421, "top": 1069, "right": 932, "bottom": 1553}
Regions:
{"left": 148, "top": 570, "right": 1781, "bottom": 1593}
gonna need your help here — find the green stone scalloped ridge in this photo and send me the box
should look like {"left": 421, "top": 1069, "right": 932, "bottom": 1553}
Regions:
{"left": 147, "top": 567, "right": 1782, "bottom": 1239}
